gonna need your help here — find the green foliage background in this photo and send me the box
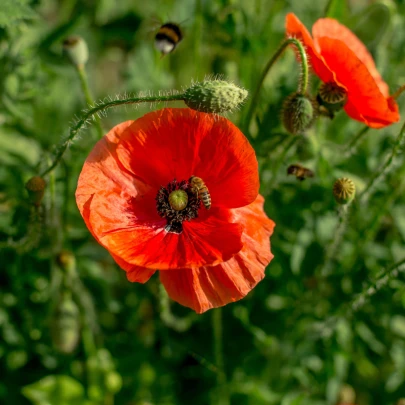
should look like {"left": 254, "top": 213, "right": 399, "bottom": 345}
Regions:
{"left": 1, "top": 0, "right": 405, "bottom": 404}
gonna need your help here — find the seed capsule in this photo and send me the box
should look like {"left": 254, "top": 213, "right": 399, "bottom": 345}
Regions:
{"left": 168, "top": 190, "right": 188, "bottom": 211}
{"left": 333, "top": 178, "right": 355, "bottom": 205}
{"left": 317, "top": 82, "right": 348, "bottom": 113}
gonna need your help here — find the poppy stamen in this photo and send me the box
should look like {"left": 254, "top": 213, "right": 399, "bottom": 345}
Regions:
{"left": 156, "top": 179, "right": 201, "bottom": 234}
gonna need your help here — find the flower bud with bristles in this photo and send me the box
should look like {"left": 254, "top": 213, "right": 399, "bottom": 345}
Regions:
{"left": 282, "top": 92, "right": 315, "bottom": 134}
{"left": 25, "top": 176, "right": 46, "bottom": 206}
{"left": 63, "top": 36, "right": 89, "bottom": 68}
{"left": 333, "top": 178, "right": 356, "bottom": 205}
{"left": 183, "top": 80, "right": 248, "bottom": 114}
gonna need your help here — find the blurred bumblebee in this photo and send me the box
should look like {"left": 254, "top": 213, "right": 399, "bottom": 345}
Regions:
{"left": 189, "top": 176, "right": 211, "bottom": 209}
{"left": 154, "top": 22, "right": 183, "bottom": 56}
{"left": 287, "top": 164, "right": 314, "bottom": 181}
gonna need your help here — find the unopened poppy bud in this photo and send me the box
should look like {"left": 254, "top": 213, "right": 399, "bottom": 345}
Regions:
{"left": 317, "top": 82, "right": 348, "bottom": 113}
{"left": 282, "top": 92, "right": 314, "bottom": 134}
{"left": 168, "top": 190, "right": 188, "bottom": 211}
{"left": 183, "top": 80, "right": 248, "bottom": 114}
{"left": 333, "top": 178, "right": 356, "bottom": 205}
{"left": 51, "top": 292, "right": 80, "bottom": 354}
{"left": 25, "top": 176, "right": 46, "bottom": 206}
{"left": 63, "top": 36, "right": 89, "bottom": 68}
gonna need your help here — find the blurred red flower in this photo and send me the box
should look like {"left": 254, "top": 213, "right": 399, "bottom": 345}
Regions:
{"left": 76, "top": 108, "right": 275, "bottom": 313}
{"left": 285, "top": 13, "right": 400, "bottom": 128}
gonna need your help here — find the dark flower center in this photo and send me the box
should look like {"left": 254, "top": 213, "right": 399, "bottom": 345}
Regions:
{"left": 155, "top": 179, "right": 201, "bottom": 234}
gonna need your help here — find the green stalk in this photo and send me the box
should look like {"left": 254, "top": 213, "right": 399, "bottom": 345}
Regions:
{"left": 360, "top": 119, "right": 405, "bottom": 202}
{"left": 39, "top": 93, "right": 185, "bottom": 177}
{"left": 212, "top": 308, "right": 229, "bottom": 405}
{"left": 243, "top": 38, "right": 309, "bottom": 134}
{"left": 344, "top": 126, "right": 370, "bottom": 157}
{"left": 76, "top": 65, "right": 104, "bottom": 139}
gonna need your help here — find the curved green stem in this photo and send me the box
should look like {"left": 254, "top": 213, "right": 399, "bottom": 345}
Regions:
{"left": 39, "top": 93, "right": 185, "bottom": 177}
{"left": 344, "top": 126, "right": 370, "bottom": 157}
{"left": 320, "top": 204, "right": 350, "bottom": 277}
{"left": 212, "top": 308, "right": 229, "bottom": 405}
{"left": 360, "top": 119, "right": 405, "bottom": 202}
{"left": 243, "top": 38, "right": 309, "bottom": 133}
{"left": 76, "top": 65, "right": 104, "bottom": 139}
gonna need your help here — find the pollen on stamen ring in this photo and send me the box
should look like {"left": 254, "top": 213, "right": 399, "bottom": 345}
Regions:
{"left": 155, "top": 179, "right": 201, "bottom": 234}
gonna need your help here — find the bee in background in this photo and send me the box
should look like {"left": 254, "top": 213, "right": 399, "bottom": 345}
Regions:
{"left": 287, "top": 164, "right": 315, "bottom": 181}
{"left": 154, "top": 22, "right": 183, "bottom": 56}
{"left": 189, "top": 176, "right": 211, "bottom": 210}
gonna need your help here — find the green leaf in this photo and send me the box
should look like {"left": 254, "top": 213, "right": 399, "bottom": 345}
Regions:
{"left": 0, "top": 0, "right": 36, "bottom": 28}
{"left": 21, "top": 375, "right": 86, "bottom": 405}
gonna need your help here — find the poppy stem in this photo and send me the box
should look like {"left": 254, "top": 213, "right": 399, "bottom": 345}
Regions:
{"left": 243, "top": 37, "right": 309, "bottom": 134}
{"left": 75, "top": 65, "right": 104, "bottom": 139}
{"left": 344, "top": 126, "right": 370, "bottom": 157}
{"left": 39, "top": 93, "right": 186, "bottom": 177}
{"left": 212, "top": 308, "right": 230, "bottom": 405}
{"left": 359, "top": 119, "right": 405, "bottom": 202}
{"left": 320, "top": 204, "right": 350, "bottom": 277}
{"left": 392, "top": 84, "right": 405, "bottom": 100}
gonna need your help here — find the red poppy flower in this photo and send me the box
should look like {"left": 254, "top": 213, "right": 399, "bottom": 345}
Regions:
{"left": 76, "top": 108, "right": 275, "bottom": 313}
{"left": 285, "top": 13, "right": 400, "bottom": 128}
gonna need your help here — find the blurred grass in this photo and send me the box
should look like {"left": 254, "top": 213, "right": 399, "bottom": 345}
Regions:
{"left": 1, "top": 0, "right": 405, "bottom": 404}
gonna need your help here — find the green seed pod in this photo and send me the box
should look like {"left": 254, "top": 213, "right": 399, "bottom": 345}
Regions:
{"left": 317, "top": 82, "right": 348, "bottom": 112}
{"left": 168, "top": 190, "right": 188, "bottom": 211}
{"left": 183, "top": 80, "right": 248, "bottom": 114}
{"left": 51, "top": 292, "right": 80, "bottom": 354}
{"left": 333, "top": 178, "right": 356, "bottom": 205}
{"left": 25, "top": 176, "right": 46, "bottom": 206}
{"left": 63, "top": 36, "right": 89, "bottom": 68}
{"left": 282, "top": 92, "right": 315, "bottom": 135}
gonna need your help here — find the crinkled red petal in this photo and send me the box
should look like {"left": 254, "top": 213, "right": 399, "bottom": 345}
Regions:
{"left": 312, "top": 18, "right": 389, "bottom": 96}
{"left": 113, "top": 108, "right": 259, "bottom": 208}
{"left": 317, "top": 37, "right": 400, "bottom": 127}
{"left": 160, "top": 195, "right": 275, "bottom": 313}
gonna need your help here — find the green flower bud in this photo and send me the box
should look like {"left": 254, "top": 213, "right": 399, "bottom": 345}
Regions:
{"left": 333, "top": 178, "right": 356, "bottom": 205}
{"left": 168, "top": 190, "right": 188, "bottom": 211}
{"left": 63, "top": 36, "right": 89, "bottom": 68}
{"left": 25, "top": 176, "right": 46, "bottom": 206}
{"left": 282, "top": 92, "right": 315, "bottom": 134}
{"left": 183, "top": 80, "right": 248, "bottom": 114}
{"left": 51, "top": 292, "right": 80, "bottom": 354}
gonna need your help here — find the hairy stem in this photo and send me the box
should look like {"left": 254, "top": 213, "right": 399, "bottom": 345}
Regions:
{"left": 360, "top": 119, "right": 405, "bottom": 202}
{"left": 243, "top": 38, "right": 309, "bottom": 133}
{"left": 39, "top": 93, "right": 185, "bottom": 177}
{"left": 392, "top": 84, "right": 405, "bottom": 100}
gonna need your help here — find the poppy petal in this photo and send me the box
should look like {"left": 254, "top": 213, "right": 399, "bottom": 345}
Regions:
{"left": 110, "top": 253, "right": 156, "bottom": 283}
{"left": 160, "top": 195, "right": 275, "bottom": 313}
{"left": 285, "top": 13, "right": 335, "bottom": 83}
{"left": 312, "top": 18, "right": 389, "bottom": 96}
{"left": 317, "top": 37, "right": 400, "bottom": 127}
{"left": 111, "top": 108, "right": 259, "bottom": 208}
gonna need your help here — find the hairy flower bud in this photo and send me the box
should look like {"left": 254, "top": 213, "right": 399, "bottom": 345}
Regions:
{"left": 63, "top": 36, "right": 89, "bottom": 68}
{"left": 282, "top": 92, "right": 315, "bottom": 134}
{"left": 25, "top": 176, "right": 46, "bottom": 206}
{"left": 183, "top": 80, "right": 248, "bottom": 114}
{"left": 333, "top": 178, "right": 356, "bottom": 205}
